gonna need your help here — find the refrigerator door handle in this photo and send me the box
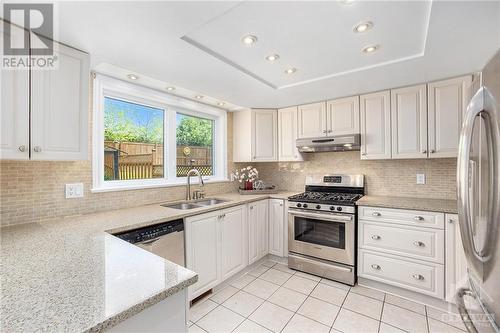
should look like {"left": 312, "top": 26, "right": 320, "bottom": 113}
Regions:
{"left": 455, "top": 287, "right": 479, "bottom": 333}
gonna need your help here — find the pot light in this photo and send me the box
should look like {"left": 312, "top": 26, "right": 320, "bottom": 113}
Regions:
{"left": 127, "top": 74, "right": 138, "bottom": 80}
{"left": 241, "top": 35, "right": 258, "bottom": 45}
{"left": 195, "top": 95, "right": 204, "bottom": 99}
{"left": 266, "top": 54, "right": 280, "bottom": 62}
{"left": 166, "top": 86, "right": 176, "bottom": 91}
{"left": 285, "top": 67, "right": 297, "bottom": 74}
{"left": 217, "top": 102, "right": 225, "bottom": 106}
{"left": 353, "top": 21, "right": 373, "bottom": 33}
{"left": 339, "top": 0, "right": 355, "bottom": 5}
{"left": 362, "top": 44, "right": 379, "bottom": 54}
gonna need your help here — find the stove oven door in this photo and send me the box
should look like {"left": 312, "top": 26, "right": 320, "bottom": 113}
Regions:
{"left": 288, "top": 210, "right": 354, "bottom": 265}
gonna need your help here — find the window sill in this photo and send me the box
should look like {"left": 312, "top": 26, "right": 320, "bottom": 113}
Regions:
{"left": 91, "top": 178, "right": 231, "bottom": 193}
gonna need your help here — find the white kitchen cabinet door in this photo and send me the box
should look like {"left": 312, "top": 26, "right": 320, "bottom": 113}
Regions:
{"left": 220, "top": 205, "right": 247, "bottom": 281}
{"left": 252, "top": 109, "right": 277, "bottom": 162}
{"left": 445, "top": 214, "right": 468, "bottom": 303}
{"left": 427, "top": 75, "right": 472, "bottom": 158}
{"left": 297, "top": 102, "right": 327, "bottom": 138}
{"left": 278, "top": 107, "right": 302, "bottom": 161}
{"left": 326, "top": 96, "right": 360, "bottom": 135}
{"left": 31, "top": 41, "right": 90, "bottom": 160}
{"left": 391, "top": 85, "right": 428, "bottom": 159}
{"left": 257, "top": 200, "right": 269, "bottom": 259}
{"left": 268, "top": 199, "right": 285, "bottom": 257}
{"left": 185, "top": 211, "right": 220, "bottom": 300}
{"left": 360, "top": 91, "right": 392, "bottom": 159}
{"left": 248, "top": 200, "right": 269, "bottom": 264}
{"left": 0, "top": 24, "right": 29, "bottom": 160}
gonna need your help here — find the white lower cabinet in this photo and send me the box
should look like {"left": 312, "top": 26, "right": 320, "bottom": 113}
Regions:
{"left": 220, "top": 205, "right": 248, "bottom": 281}
{"left": 445, "top": 213, "right": 468, "bottom": 303}
{"left": 248, "top": 200, "right": 269, "bottom": 264}
{"left": 268, "top": 199, "right": 285, "bottom": 257}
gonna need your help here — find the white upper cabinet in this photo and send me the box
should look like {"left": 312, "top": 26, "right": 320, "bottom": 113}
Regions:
{"left": 360, "top": 91, "right": 392, "bottom": 160}
{"left": 297, "top": 102, "right": 327, "bottom": 138}
{"left": 278, "top": 106, "right": 302, "bottom": 161}
{"left": 1, "top": 24, "right": 30, "bottom": 160}
{"left": 326, "top": 96, "right": 360, "bottom": 136}
{"left": 427, "top": 75, "right": 472, "bottom": 158}
{"left": 391, "top": 85, "right": 428, "bottom": 159}
{"left": 31, "top": 42, "right": 90, "bottom": 160}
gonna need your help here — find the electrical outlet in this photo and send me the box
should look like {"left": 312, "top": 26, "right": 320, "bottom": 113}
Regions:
{"left": 416, "top": 173, "right": 426, "bottom": 185}
{"left": 65, "top": 183, "right": 84, "bottom": 198}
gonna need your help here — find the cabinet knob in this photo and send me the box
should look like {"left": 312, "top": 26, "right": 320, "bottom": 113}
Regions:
{"left": 250, "top": 206, "right": 254, "bottom": 210}
{"left": 322, "top": 130, "right": 327, "bottom": 134}
{"left": 371, "top": 264, "right": 381, "bottom": 270}
{"left": 361, "top": 153, "right": 367, "bottom": 156}
{"left": 412, "top": 274, "right": 425, "bottom": 281}
{"left": 33, "top": 146, "right": 42, "bottom": 153}
{"left": 328, "top": 130, "right": 332, "bottom": 133}
{"left": 18, "top": 145, "right": 26, "bottom": 152}
{"left": 448, "top": 218, "right": 454, "bottom": 224}
{"left": 372, "top": 212, "right": 381, "bottom": 217}
{"left": 430, "top": 149, "right": 435, "bottom": 154}
{"left": 280, "top": 203, "right": 283, "bottom": 207}
{"left": 414, "top": 216, "right": 424, "bottom": 221}
{"left": 371, "top": 235, "right": 381, "bottom": 240}
{"left": 413, "top": 241, "right": 425, "bottom": 247}
{"left": 422, "top": 149, "right": 427, "bottom": 154}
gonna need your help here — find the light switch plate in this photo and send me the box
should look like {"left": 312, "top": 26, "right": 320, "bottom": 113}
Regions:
{"left": 416, "top": 173, "right": 426, "bottom": 185}
{"left": 65, "top": 183, "right": 84, "bottom": 198}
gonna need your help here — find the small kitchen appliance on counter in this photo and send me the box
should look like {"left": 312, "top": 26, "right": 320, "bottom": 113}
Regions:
{"left": 287, "top": 174, "right": 364, "bottom": 285}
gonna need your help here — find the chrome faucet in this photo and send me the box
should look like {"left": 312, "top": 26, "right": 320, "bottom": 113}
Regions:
{"left": 186, "top": 168, "right": 205, "bottom": 201}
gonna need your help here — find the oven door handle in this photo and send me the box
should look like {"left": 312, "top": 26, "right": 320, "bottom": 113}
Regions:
{"left": 289, "top": 210, "right": 353, "bottom": 223}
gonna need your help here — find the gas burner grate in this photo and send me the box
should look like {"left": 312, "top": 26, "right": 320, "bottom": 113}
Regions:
{"left": 288, "top": 191, "right": 363, "bottom": 204}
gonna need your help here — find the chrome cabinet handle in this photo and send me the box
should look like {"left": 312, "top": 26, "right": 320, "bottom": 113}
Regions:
{"left": 372, "top": 212, "right": 381, "bottom": 217}
{"left": 414, "top": 216, "right": 424, "bottom": 221}
{"left": 361, "top": 153, "right": 367, "bottom": 156}
{"left": 33, "top": 146, "right": 42, "bottom": 153}
{"left": 422, "top": 149, "right": 427, "bottom": 154}
{"left": 413, "top": 241, "right": 425, "bottom": 247}
{"left": 371, "top": 235, "right": 381, "bottom": 240}
{"left": 18, "top": 145, "right": 26, "bottom": 152}
{"left": 430, "top": 149, "right": 435, "bottom": 153}
{"left": 371, "top": 264, "right": 381, "bottom": 270}
{"left": 412, "top": 274, "right": 424, "bottom": 280}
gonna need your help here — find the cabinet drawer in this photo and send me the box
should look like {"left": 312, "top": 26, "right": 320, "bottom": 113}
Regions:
{"left": 359, "top": 221, "right": 444, "bottom": 263}
{"left": 358, "top": 250, "right": 444, "bottom": 299}
{"left": 359, "top": 206, "right": 444, "bottom": 229}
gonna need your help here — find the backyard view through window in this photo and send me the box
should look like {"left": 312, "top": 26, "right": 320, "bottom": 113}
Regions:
{"left": 176, "top": 113, "right": 214, "bottom": 177}
{"left": 104, "top": 97, "right": 164, "bottom": 181}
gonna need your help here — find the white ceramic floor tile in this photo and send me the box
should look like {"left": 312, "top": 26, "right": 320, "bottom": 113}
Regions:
{"left": 189, "top": 324, "right": 207, "bottom": 333}
{"left": 233, "top": 319, "right": 273, "bottom": 333}
{"left": 379, "top": 322, "right": 407, "bottom": 333}
{"left": 428, "top": 318, "right": 466, "bottom": 333}
{"left": 190, "top": 299, "right": 219, "bottom": 322}
{"left": 273, "top": 263, "right": 297, "bottom": 274}
{"left": 210, "top": 285, "right": 239, "bottom": 304}
{"left": 249, "top": 301, "right": 294, "bottom": 333}
{"left": 333, "top": 308, "right": 380, "bottom": 333}
{"left": 222, "top": 290, "right": 265, "bottom": 317}
{"left": 382, "top": 303, "right": 428, "bottom": 333}
{"left": 261, "top": 260, "right": 277, "bottom": 268}
{"left": 426, "top": 306, "right": 467, "bottom": 331}
{"left": 259, "top": 268, "right": 293, "bottom": 285}
{"left": 343, "top": 292, "right": 383, "bottom": 320}
{"left": 297, "top": 296, "right": 340, "bottom": 327}
{"left": 310, "top": 283, "right": 348, "bottom": 306}
{"left": 230, "top": 274, "right": 256, "bottom": 289}
{"left": 385, "top": 294, "right": 426, "bottom": 315}
{"left": 197, "top": 306, "right": 245, "bottom": 333}
{"left": 350, "top": 284, "right": 386, "bottom": 301}
{"left": 320, "top": 278, "right": 351, "bottom": 291}
{"left": 282, "top": 314, "right": 330, "bottom": 333}
{"left": 283, "top": 275, "right": 319, "bottom": 295}
{"left": 268, "top": 286, "right": 308, "bottom": 312}
{"left": 248, "top": 265, "right": 270, "bottom": 277}
{"left": 243, "top": 278, "right": 280, "bottom": 299}
{"left": 294, "top": 271, "right": 322, "bottom": 282}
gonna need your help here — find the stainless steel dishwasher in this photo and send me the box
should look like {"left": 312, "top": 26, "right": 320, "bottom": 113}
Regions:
{"left": 114, "top": 219, "right": 185, "bottom": 267}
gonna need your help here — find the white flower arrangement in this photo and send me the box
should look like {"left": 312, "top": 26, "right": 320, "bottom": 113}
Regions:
{"left": 231, "top": 166, "right": 259, "bottom": 183}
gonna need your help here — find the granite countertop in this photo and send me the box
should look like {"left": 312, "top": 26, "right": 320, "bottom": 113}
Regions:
{"left": 0, "top": 191, "right": 297, "bottom": 333}
{"left": 356, "top": 195, "right": 458, "bottom": 214}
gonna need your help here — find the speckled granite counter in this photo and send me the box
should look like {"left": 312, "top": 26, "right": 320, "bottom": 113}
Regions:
{"left": 356, "top": 195, "right": 458, "bottom": 214}
{"left": 0, "top": 191, "right": 298, "bottom": 332}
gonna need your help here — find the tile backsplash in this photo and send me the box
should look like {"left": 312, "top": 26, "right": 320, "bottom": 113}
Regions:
{"left": 243, "top": 151, "right": 457, "bottom": 200}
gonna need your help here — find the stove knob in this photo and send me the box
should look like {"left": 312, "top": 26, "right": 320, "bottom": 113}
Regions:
{"left": 303, "top": 204, "right": 308, "bottom": 208}
{"left": 296, "top": 203, "right": 302, "bottom": 208}
{"left": 337, "top": 207, "right": 343, "bottom": 212}
{"left": 330, "top": 206, "right": 335, "bottom": 211}
{"left": 316, "top": 205, "right": 321, "bottom": 210}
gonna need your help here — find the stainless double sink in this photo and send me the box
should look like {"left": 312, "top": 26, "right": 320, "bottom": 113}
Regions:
{"left": 162, "top": 198, "right": 229, "bottom": 210}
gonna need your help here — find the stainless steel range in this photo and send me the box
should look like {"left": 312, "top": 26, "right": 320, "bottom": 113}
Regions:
{"left": 287, "top": 174, "right": 364, "bottom": 286}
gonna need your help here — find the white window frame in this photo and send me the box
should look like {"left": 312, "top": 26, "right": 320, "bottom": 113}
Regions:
{"left": 92, "top": 74, "right": 227, "bottom": 193}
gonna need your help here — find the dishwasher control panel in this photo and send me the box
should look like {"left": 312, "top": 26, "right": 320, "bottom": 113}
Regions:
{"left": 114, "top": 219, "right": 184, "bottom": 244}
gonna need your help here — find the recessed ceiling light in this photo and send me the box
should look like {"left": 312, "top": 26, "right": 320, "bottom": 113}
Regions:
{"left": 127, "top": 74, "right": 138, "bottom": 80}
{"left": 241, "top": 35, "right": 258, "bottom": 45}
{"left": 339, "top": 0, "right": 355, "bottom": 5}
{"left": 266, "top": 54, "right": 280, "bottom": 62}
{"left": 285, "top": 67, "right": 297, "bottom": 74}
{"left": 353, "top": 21, "right": 373, "bottom": 33}
{"left": 166, "top": 86, "right": 175, "bottom": 91}
{"left": 217, "top": 102, "right": 225, "bottom": 106}
{"left": 362, "top": 44, "right": 379, "bottom": 54}
{"left": 195, "top": 95, "right": 204, "bottom": 99}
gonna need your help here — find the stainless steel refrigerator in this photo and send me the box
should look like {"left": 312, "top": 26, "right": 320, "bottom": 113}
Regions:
{"left": 457, "top": 49, "right": 500, "bottom": 333}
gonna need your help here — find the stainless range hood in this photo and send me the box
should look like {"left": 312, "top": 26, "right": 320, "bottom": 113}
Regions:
{"left": 296, "top": 134, "right": 361, "bottom": 152}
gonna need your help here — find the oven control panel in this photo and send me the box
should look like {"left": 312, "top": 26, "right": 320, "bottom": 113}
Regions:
{"left": 288, "top": 202, "right": 355, "bottom": 214}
